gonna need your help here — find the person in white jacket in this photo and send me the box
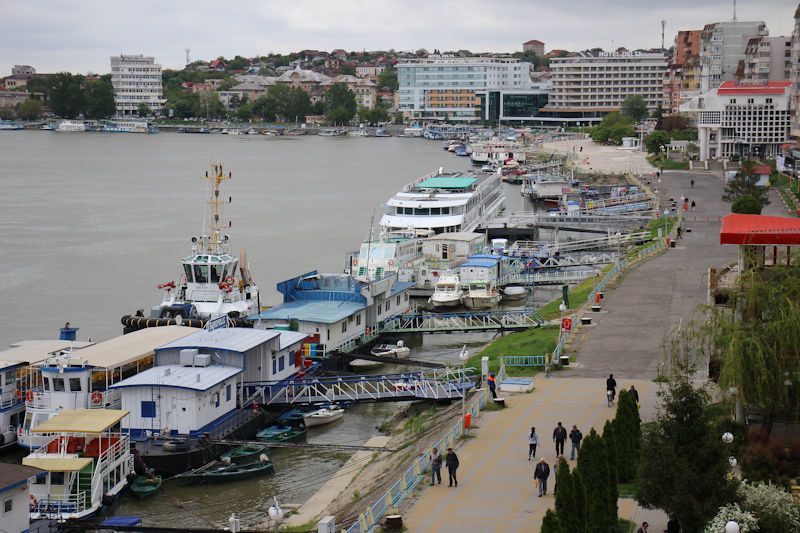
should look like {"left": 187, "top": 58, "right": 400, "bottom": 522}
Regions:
{"left": 528, "top": 427, "right": 539, "bottom": 460}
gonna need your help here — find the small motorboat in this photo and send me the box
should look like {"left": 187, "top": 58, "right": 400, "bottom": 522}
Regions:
{"left": 256, "top": 425, "right": 308, "bottom": 442}
{"left": 221, "top": 444, "right": 270, "bottom": 464}
{"left": 130, "top": 474, "right": 162, "bottom": 498}
{"left": 204, "top": 458, "right": 274, "bottom": 483}
{"left": 428, "top": 273, "right": 463, "bottom": 307}
{"left": 276, "top": 408, "right": 310, "bottom": 425}
{"left": 461, "top": 280, "right": 501, "bottom": 310}
{"left": 303, "top": 407, "right": 345, "bottom": 428}
{"left": 349, "top": 358, "right": 383, "bottom": 370}
{"left": 502, "top": 286, "right": 527, "bottom": 300}
{"left": 370, "top": 341, "right": 411, "bottom": 358}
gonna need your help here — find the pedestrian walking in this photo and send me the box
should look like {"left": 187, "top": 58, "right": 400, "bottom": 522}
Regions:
{"left": 569, "top": 425, "right": 583, "bottom": 460}
{"left": 630, "top": 385, "right": 640, "bottom": 406}
{"left": 533, "top": 458, "right": 551, "bottom": 497}
{"left": 682, "top": 201, "right": 688, "bottom": 213}
{"left": 445, "top": 448, "right": 459, "bottom": 487}
{"left": 430, "top": 447, "right": 442, "bottom": 485}
{"left": 487, "top": 372, "right": 497, "bottom": 399}
{"left": 606, "top": 374, "right": 617, "bottom": 403}
{"left": 553, "top": 422, "right": 567, "bottom": 457}
{"left": 690, "top": 178, "right": 695, "bottom": 188}
{"left": 677, "top": 226, "right": 682, "bottom": 239}
{"left": 691, "top": 200, "right": 696, "bottom": 211}
{"left": 528, "top": 427, "right": 539, "bottom": 460}
{"left": 636, "top": 522, "right": 649, "bottom": 533}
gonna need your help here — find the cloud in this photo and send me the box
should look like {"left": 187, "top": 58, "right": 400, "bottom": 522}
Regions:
{"left": 1, "top": 0, "right": 796, "bottom": 73}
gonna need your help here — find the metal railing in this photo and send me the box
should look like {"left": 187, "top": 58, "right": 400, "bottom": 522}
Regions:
{"left": 31, "top": 492, "right": 87, "bottom": 517}
{"left": 500, "top": 355, "right": 548, "bottom": 367}
{"left": 0, "top": 390, "right": 21, "bottom": 409}
{"left": 345, "top": 388, "right": 489, "bottom": 533}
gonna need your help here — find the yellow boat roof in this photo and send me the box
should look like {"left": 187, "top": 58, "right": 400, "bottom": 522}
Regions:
{"left": 71, "top": 325, "right": 198, "bottom": 369}
{"left": 23, "top": 456, "right": 93, "bottom": 472}
{"left": 32, "top": 409, "right": 129, "bottom": 434}
{"left": 0, "top": 340, "right": 95, "bottom": 364}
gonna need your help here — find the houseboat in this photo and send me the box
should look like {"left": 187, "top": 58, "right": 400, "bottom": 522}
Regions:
{"left": 24, "top": 409, "right": 134, "bottom": 521}
{"left": 379, "top": 169, "right": 505, "bottom": 235}
{"left": 125, "top": 163, "right": 260, "bottom": 327}
{"left": 102, "top": 118, "right": 158, "bottom": 133}
{"left": 18, "top": 326, "right": 197, "bottom": 449}
{"left": 413, "top": 232, "right": 486, "bottom": 295}
{"left": 346, "top": 230, "right": 431, "bottom": 284}
{"left": 523, "top": 172, "right": 581, "bottom": 204}
{"left": 0, "top": 361, "right": 25, "bottom": 450}
{"left": 469, "top": 141, "right": 527, "bottom": 166}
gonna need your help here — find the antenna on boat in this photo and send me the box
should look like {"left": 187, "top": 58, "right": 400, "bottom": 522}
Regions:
{"left": 365, "top": 209, "right": 375, "bottom": 282}
{"left": 203, "top": 162, "right": 232, "bottom": 254}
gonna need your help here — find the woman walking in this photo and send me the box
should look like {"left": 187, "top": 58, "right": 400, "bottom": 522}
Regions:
{"left": 528, "top": 427, "right": 539, "bottom": 460}
{"left": 430, "top": 447, "right": 442, "bottom": 485}
{"left": 445, "top": 447, "right": 460, "bottom": 487}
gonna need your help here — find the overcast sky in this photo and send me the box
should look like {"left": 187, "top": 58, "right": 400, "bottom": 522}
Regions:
{"left": 2, "top": 0, "right": 797, "bottom": 74}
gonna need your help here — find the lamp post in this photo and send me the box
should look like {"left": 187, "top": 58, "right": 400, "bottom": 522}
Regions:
{"left": 615, "top": 231, "right": 622, "bottom": 262}
{"left": 663, "top": 209, "right": 669, "bottom": 240}
{"left": 556, "top": 302, "right": 567, "bottom": 370}
{"left": 724, "top": 521, "right": 740, "bottom": 533}
{"left": 459, "top": 345, "right": 469, "bottom": 432}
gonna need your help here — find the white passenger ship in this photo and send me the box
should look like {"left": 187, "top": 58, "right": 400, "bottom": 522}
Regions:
{"left": 379, "top": 169, "right": 505, "bottom": 235}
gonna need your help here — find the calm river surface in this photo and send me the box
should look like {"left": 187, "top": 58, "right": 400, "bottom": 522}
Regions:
{"left": 1, "top": 131, "right": 546, "bottom": 528}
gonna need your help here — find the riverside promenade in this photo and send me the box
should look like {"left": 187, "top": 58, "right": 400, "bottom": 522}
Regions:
{"left": 405, "top": 169, "right": 780, "bottom": 531}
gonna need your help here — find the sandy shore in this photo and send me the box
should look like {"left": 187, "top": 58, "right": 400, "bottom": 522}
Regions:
{"left": 541, "top": 138, "right": 658, "bottom": 176}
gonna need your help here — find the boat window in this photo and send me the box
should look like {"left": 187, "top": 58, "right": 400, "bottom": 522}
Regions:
{"left": 210, "top": 264, "right": 223, "bottom": 283}
{"left": 68, "top": 378, "right": 81, "bottom": 392}
{"left": 3, "top": 370, "right": 13, "bottom": 386}
{"left": 431, "top": 208, "right": 441, "bottom": 215}
{"left": 193, "top": 265, "right": 209, "bottom": 283}
{"left": 5, "top": 498, "right": 13, "bottom": 513}
{"left": 50, "top": 472, "right": 65, "bottom": 486}
{"left": 226, "top": 384, "right": 232, "bottom": 402}
{"left": 441, "top": 207, "right": 450, "bottom": 214}
{"left": 141, "top": 401, "right": 156, "bottom": 418}
{"left": 52, "top": 377, "right": 65, "bottom": 392}
{"left": 183, "top": 264, "right": 193, "bottom": 282}
{"left": 414, "top": 208, "right": 429, "bottom": 215}
{"left": 272, "top": 358, "right": 277, "bottom": 375}
{"left": 279, "top": 355, "right": 285, "bottom": 372}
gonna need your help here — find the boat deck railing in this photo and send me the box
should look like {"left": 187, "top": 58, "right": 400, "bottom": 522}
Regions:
{"left": 30, "top": 493, "right": 87, "bottom": 517}
{"left": 0, "top": 390, "right": 21, "bottom": 409}
{"left": 377, "top": 308, "right": 544, "bottom": 334}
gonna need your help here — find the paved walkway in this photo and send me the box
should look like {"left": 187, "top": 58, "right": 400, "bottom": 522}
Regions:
{"left": 564, "top": 170, "right": 784, "bottom": 379}
{"left": 405, "top": 378, "right": 666, "bottom": 532}
{"left": 541, "top": 138, "right": 657, "bottom": 175}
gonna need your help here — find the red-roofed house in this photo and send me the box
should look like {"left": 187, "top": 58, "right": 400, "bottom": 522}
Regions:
{"left": 681, "top": 81, "right": 792, "bottom": 160}
{"left": 209, "top": 59, "right": 226, "bottom": 71}
{"left": 523, "top": 40, "right": 545, "bottom": 56}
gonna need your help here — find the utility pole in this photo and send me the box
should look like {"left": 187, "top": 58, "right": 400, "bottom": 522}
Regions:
{"left": 661, "top": 20, "right": 666, "bottom": 51}
{"left": 733, "top": 0, "right": 738, "bottom": 22}
{"left": 185, "top": 48, "right": 190, "bottom": 67}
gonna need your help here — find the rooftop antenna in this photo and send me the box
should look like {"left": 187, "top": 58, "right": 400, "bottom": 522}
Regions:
{"left": 364, "top": 209, "right": 376, "bottom": 282}
{"left": 732, "top": 0, "right": 738, "bottom": 22}
{"left": 661, "top": 20, "right": 666, "bottom": 51}
{"left": 185, "top": 48, "right": 190, "bottom": 66}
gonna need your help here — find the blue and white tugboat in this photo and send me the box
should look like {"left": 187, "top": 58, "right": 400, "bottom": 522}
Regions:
{"left": 122, "top": 163, "right": 260, "bottom": 330}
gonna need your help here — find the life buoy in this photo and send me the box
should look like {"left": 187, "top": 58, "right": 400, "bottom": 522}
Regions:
{"left": 15, "top": 388, "right": 20, "bottom": 399}
{"left": 224, "top": 275, "right": 235, "bottom": 285}
{"left": 91, "top": 391, "right": 103, "bottom": 405}
{"left": 561, "top": 317, "right": 573, "bottom": 332}
{"left": 365, "top": 327, "right": 372, "bottom": 336}
{"left": 26, "top": 390, "right": 33, "bottom": 402}
{"left": 387, "top": 259, "right": 395, "bottom": 266}
{"left": 30, "top": 495, "right": 37, "bottom": 509}
{"left": 405, "top": 261, "right": 413, "bottom": 268}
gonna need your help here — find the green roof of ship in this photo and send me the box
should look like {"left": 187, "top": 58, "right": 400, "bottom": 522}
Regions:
{"left": 415, "top": 177, "right": 477, "bottom": 190}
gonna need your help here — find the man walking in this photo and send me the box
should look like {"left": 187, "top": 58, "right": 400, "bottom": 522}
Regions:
{"left": 691, "top": 200, "right": 696, "bottom": 211}
{"left": 445, "top": 447, "right": 459, "bottom": 487}
{"left": 553, "top": 422, "right": 567, "bottom": 457}
{"left": 534, "top": 458, "right": 551, "bottom": 497}
{"left": 690, "top": 178, "right": 694, "bottom": 188}
{"left": 569, "top": 425, "right": 583, "bottom": 460}
{"left": 430, "top": 447, "right": 442, "bottom": 485}
{"left": 630, "top": 384, "right": 640, "bottom": 406}
{"left": 487, "top": 372, "right": 497, "bottom": 399}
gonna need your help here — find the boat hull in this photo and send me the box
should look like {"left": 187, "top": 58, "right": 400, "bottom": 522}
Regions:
{"left": 462, "top": 295, "right": 501, "bottom": 310}
{"left": 204, "top": 462, "right": 274, "bottom": 483}
{"left": 130, "top": 475, "right": 162, "bottom": 498}
{"left": 303, "top": 410, "right": 344, "bottom": 427}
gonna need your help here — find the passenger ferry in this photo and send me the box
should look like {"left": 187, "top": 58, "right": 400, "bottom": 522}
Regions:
{"left": 102, "top": 118, "right": 158, "bottom": 133}
{"left": 347, "top": 230, "right": 431, "bottom": 283}
{"left": 135, "top": 163, "right": 260, "bottom": 323}
{"left": 379, "top": 169, "right": 505, "bottom": 235}
{"left": 55, "top": 120, "right": 86, "bottom": 132}
{"left": 24, "top": 409, "right": 134, "bottom": 520}
{"left": 469, "top": 141, "right": 527, "bottom": 166}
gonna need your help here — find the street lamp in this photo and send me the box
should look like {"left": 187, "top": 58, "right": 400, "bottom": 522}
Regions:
{"left": 459, "top": 345, "right": 469, "bottom": 431}
{"left": 663, "top": 209, "right": 669, "bottom": 240}
{"left": 724, "top": 521, "right": 740, "bottom": 533}
{"left": 615, "top": 231, "right": 622, "bottom": 262}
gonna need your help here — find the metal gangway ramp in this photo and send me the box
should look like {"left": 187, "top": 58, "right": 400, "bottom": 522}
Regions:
{"left": 508, "top": 231, "right": 651, "bottom": 255}
{"left": 241, "top": 368, "right": 475, "bottom": 406}
{"left": 378, "top": 308, "right": 545, "bottom": 334}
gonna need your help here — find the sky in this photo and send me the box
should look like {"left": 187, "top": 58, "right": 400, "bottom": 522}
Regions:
{"left": 2, "top": 0, "right": 797, "bottom": 74}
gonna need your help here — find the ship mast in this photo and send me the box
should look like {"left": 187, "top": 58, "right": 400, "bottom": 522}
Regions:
{"left": 204, "top": 162, "right": 231, "bottom": 254}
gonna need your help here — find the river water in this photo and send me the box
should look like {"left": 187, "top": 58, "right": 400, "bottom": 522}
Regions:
{"left": 0, "top": 131, "right": 550, "bottom": 528}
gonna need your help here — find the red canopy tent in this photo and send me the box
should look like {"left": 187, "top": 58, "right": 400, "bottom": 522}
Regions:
{"left": 720, "top": 214, "right": 800, "bottom": 246}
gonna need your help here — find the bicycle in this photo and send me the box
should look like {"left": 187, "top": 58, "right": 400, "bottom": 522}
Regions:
{"left": 607, "top": 389, "right": 614, "bottom": 407}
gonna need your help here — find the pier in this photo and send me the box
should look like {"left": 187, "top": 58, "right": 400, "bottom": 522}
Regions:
{"left": 482, "top": 212, "right": 653, "bottom": 237}
{"left": 241, "top": 368, "right": 475, "bottom": 406}
{"left": 378, "top": 308, "right": 545, "bottom": 335}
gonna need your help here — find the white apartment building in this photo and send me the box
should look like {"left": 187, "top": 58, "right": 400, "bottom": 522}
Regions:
{"left": 700, "top": 21, "right": 768, "bottom": 91}
{"left": 110, "top": 54, "right": 164, "bottom": 116}
{"left": 543, "top": 51, "right": 667, "bottom": 120}
{"left": 791, "top": 5, "right": 800, "bottom": 137}
{"left": 398, "top": 56, "right": 531, "bottom": 122}
{"left": 742, "top": 36, "right": 791, "bottom": 84}
{"left": 681, "top": 81, "right": 792, "bottom": 160}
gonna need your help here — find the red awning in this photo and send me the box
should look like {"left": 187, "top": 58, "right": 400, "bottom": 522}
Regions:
{"left": 720, "top": 214, "right": 800, "bottom": 245}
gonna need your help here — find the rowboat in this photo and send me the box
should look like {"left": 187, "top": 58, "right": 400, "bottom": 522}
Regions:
{"left": 173, "top": 460, "right": 226, "bottom": 486}
{"left": 204, "top": 460, "right": 274, "bottom": 483}
{"left": 221, "top": 444, "right": 270, "bottom": 464}
{"left": 303, "top": 407, "right": 345, "bottom": 428}
{"left": 130, "top": 475, "right": 162, "bottom": 498}
{"left": 256, "top": 425, "right": 308, "bottom": 442}
{"left": 276, "top": 408, "right": 310, "bottom": 425}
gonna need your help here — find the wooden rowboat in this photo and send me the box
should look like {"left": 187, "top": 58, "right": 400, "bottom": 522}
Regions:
{"left": 130, "top": 475, "right": 162, "bottom": 498}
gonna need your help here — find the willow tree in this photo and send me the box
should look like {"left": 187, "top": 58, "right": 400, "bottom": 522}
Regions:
{"left": 707, "top": 266, "right": 800, "bottom": 433}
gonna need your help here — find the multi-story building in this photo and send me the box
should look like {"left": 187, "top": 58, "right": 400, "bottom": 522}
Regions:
{"left": 543, "top": 51, "right": 667, "bottom": 122}
{"left": 356, "top": 64, "right": 386, "bottom": 80}
{"left": 700, "top": 21, "right": 768, "bottom": 91}
{"left": 11, "top": 65, "right": 35, "bottom": 78}
{"left": 792, "top": 5, "right": 800, "bottom": 138}
{"left": 398, "top": 56, "right": 532, "bottom": 122}
{"left": 742, "top": 36, "right": 791, "bottom": 83}
{"left": 323, "top": 75, "right": 379, "bottom": 109}
{"left": 523, "top": 40, "right": 545, "bottom": 56}
{"left": 664, "top": 30, "right": 702, "bottom": 113}
{"left": 681, "top": 80, "right": 792, "bottom": 160}
{"left": 110, "top": 54, "right": 164, "bottom": 116}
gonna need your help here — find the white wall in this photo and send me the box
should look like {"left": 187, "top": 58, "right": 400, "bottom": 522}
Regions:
{"left": 1, "top": 483, "right": 30, "bottom": 533}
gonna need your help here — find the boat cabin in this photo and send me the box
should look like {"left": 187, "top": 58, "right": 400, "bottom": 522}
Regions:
{"left": 459, "top": 254, "right": 504, "bottom": 285}
{"left": 0, "top": 463, "right": 44, "bottom": 533}
{"left": 23, "top": 409, "right": 132, "bottom": 521}
{"left": 416, "top": 232, "right": 486, "bottom": 291}
{"left": 0, "top": 361, "right": 25, "bottom": 450}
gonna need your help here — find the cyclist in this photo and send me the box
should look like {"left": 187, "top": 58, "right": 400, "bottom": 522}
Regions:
{"left": 606, "top": 373, "right": 617, "bottom": 405}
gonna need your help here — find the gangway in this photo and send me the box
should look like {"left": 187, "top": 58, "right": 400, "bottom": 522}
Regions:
{"left": 482, "top": 212, "right": 652, "bottom": 234}
{"left": 501, "top": 268, "right": 600, "bottom": 286}
{"left": 241, "top": 367, "right": 475, "bottom": 406}
{"left": 584, "top": 192, "right": 651, "bottom": 211}
{"left": 506, "top": 252, "right": 617, "bottom": 270}
{"left": 595, "top": 201, "right": 656, "bottom": 215}
{"left": 378, "top": 308, "right": 545, "bottom": 335}
{"left": 508, "top": 231, "right": 651, "bottom": 255}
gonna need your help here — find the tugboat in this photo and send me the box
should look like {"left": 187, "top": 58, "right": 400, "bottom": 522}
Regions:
{"left": 122, "top": 163, "right": 260, "bottom": 330}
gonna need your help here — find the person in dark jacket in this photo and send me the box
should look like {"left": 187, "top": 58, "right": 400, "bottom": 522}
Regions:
{"left": 666, "top": 517, "right": 680, "bottom": 533}
{"left": 487, "top": 373, "right": 497, "bottom": 399}
{"left": 534, "top": 458, "right": 550, "bottom": 496}
{"left": 606, "top": 374, "right": 617, "bottom": 403}
{"left": 569, "top": 425, "right": 583, "bottom": 460}
{"left": 445, "top": 448, "right": 459, "bottom": 487}
{"left": 630, "top": 385, "right": 640, "bottom": 405}
{"left": 553, "top": 422, "right": 567, "bottom": 457}
{"left": 430, "top": 447, "right": 442, "bottom": 485}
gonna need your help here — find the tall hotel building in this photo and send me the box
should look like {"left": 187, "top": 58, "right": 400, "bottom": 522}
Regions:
{"left": 110, "top": 54, "right": 164, "bottom": 116}
{"left": 542, "top": 51, "right": 668, "bottom": 123}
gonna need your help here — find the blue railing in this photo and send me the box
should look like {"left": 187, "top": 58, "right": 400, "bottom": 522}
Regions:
{"left": 345, "top": 388, "right": 489, "bottom": 533}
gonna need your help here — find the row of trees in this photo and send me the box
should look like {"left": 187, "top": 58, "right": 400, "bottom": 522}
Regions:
{"left": 542, "top": 389, "right": 641, "bottom": 532}
{"left": 30, "top": 72, "right": 116, "bottom": 119}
